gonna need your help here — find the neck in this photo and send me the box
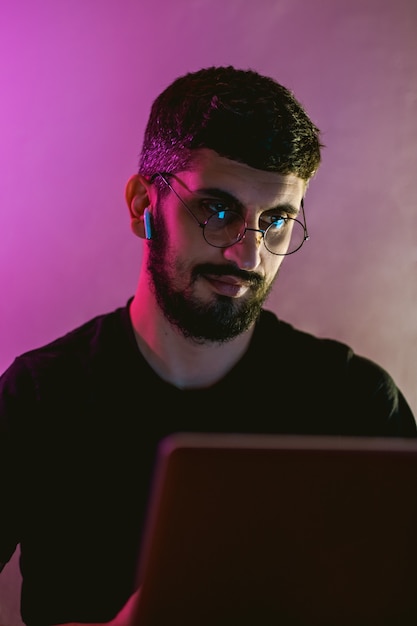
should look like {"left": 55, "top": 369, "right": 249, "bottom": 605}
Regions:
{"left": 129, "top": 282, "right": 254, "bottom": 390}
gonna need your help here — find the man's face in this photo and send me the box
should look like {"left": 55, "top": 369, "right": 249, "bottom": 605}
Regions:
{"left": 146, "top": 149, "right": 306, "bottom": 344}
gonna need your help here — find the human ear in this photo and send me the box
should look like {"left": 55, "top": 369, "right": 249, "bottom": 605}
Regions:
{"left": 125, "top": 174, "right": 153, "bottom": 239}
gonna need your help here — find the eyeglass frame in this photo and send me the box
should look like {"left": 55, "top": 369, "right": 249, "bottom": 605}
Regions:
{"left": 150, "top": 171, "right": 309, "bottom": 256}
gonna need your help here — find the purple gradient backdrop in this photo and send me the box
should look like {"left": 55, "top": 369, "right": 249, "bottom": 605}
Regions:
{"left": 0, "top": 1, "right": 416, "bottom": 624}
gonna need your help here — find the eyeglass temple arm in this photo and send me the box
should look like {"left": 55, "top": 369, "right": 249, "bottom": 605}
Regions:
{"left": 301, "top": 199, "right": 309, "bottom": 241}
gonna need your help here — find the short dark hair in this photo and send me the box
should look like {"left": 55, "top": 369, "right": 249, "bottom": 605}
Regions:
{"left": 139, "top": 65, "right": 322, "bottom": 182}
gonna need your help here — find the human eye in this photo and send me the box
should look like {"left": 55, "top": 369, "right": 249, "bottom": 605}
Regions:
{"left": 198, "top": 199, "right": 232, "bottom": 221}
{"left": 259, "top": 212, "right": 290, "bottom": 231}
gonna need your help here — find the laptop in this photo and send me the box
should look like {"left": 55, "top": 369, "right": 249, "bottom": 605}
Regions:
{"left": 131, "top": 432, "right": 417, "bottom": 626}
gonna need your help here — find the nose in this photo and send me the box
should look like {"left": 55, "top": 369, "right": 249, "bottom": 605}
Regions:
{"left": 222, "top": 227, "right": 264, "bottom": 270}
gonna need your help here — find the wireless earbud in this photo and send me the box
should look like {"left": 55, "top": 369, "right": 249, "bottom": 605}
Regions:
{"left": 143, "top": 207, "right": 153, "bottom": 240}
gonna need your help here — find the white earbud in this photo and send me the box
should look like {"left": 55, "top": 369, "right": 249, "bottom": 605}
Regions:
{"left": 144, "top": 207, "right": 153, "bottom": 240}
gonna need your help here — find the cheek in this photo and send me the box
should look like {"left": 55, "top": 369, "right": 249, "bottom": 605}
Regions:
{"left": 263, "top": 251, "right": 285, "bottom": 279}
{"left": 164, "top": 208, "right": 201, "bottom": 250}
{"left": 172, "top": 218, "right": 222, "bottom": 261}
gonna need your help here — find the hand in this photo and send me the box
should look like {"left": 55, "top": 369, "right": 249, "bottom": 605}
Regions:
{"left": 109, "top": 588, "right": 140, "bottom": 626}
{"left": 57, "top": 588, "right": 140, "bottom": 626}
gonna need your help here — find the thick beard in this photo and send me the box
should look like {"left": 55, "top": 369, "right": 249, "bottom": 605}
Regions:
{"left": 146, "top": 208, "right": 275, "bottom": 344}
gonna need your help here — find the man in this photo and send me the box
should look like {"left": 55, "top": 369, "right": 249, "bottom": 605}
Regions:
{"left": 1, "top": 66, "right": 416, "bottom": 626}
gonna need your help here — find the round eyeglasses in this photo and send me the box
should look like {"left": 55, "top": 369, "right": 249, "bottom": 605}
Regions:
{"left": 152, "top": 172, "right": 309, "bottom": 256}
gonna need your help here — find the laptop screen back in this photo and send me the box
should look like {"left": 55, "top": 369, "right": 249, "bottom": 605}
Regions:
{"left": 132, "top": 432, "right": 417, "bottom": 626}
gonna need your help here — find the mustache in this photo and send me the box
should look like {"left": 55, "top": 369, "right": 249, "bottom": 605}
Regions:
{"left": 192, "top": 263, "right": 264, "bottom": 288}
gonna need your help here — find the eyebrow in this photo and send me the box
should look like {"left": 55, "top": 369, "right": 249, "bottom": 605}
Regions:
{"left": 192, "top": 186, "right": 300, "bottom": 217}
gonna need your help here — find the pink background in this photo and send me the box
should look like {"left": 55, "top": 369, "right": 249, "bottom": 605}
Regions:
{"left": 0, "top": 1, "right": 416, "bottom": 623}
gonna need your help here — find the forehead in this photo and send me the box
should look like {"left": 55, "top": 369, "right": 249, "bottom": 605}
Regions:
{"left": 178, "top": 148, "right": 306, "bottom": 206}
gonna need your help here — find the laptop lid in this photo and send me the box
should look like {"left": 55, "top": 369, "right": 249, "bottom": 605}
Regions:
{"left": 132, "top": 432, "right": 417, "bottom": 626}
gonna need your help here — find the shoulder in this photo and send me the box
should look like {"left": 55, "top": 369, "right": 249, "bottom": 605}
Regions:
{"left": 255, "top": 309, "right": 416, "bottom": 436}
{"left": 256, "top": 308, "right": 391, "bottom": 380}
{"left": 256, "top": 309, "right": 355, "bottom": 363}
{"left": 0, "top": 301, "right": 134, "bottom": 398}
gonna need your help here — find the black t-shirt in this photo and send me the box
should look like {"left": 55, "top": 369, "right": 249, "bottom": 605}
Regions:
{"left": 1, "top": 301, "right": 415, "bottom": 626}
